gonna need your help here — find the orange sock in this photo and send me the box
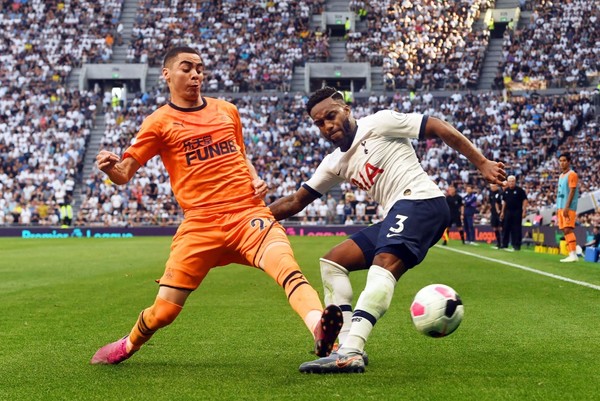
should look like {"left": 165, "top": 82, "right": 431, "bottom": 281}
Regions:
{"left": 565, "top": 232, "right": 577, "bottom": 253}
{"left": 128, "top": 296, "right": 183, "bottom": 352}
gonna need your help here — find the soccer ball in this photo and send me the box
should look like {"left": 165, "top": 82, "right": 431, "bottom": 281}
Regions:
{"left": 410, "top": 284, "right": 464, "bottom": 338}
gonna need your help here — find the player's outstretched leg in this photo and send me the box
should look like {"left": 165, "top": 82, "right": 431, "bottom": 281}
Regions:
{"left": 299, "top": 352, "right": 365, "bottom": 374}
{"left": 90, "top": 336, "right": 135, "bottom": 365}
{"left": 313, "top": 304, "right": 343, "bottom": 357}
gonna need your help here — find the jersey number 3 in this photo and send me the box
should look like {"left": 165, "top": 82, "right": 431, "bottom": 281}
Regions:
{"left": 386, "top": 214, "right": 408, "bottom": 238}
{"left": 351, "top": 163, "right": 384, "bottom": 191}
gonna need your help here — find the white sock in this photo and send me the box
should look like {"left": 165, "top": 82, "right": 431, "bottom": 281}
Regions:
{"left": 320, "top": 258, "right": 353, "bottom": 344}
{"left": 341, "top": 265, "right": 396, "bottom": 355}
{"left": 569, "top": 251, "right": 577, "bottom": 258}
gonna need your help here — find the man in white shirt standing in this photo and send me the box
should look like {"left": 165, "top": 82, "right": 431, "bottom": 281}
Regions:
{"left": 269, "top": 87, "right": 506, "bottom": 373}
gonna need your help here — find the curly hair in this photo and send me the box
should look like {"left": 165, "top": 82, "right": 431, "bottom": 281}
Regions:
{"left": 306, "top": 86, "right": 345, "bottom": 115}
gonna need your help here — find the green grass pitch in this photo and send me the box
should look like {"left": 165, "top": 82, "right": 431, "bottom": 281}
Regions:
{"left": 1, "top": 236, "right": 599, "bottom": 401}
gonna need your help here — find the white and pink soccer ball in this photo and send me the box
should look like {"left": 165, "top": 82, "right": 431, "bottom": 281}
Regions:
{"left": 410, "top": 284, "right": 464, "bottom": 337}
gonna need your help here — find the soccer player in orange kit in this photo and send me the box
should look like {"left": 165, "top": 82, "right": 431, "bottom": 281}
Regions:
{"left": 90, "top": 46, "right": 341, "bottom": 365}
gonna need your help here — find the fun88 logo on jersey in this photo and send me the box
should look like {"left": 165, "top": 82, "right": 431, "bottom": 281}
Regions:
{"left": 183, "top": 136, "right": 238, "bottom": 165}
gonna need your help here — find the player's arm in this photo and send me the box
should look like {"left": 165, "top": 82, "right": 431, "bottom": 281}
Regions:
{"left": 563, "top": 173, "right": 577, "bottom": 217}
{"left": 500, "top": 200, "right": 506, "bottom": 220}
{"left": 563, "top": 186, "right": 576, "bottom": 217}
{"left": 269, "top": 186, "right": 320, "bottom": 221}
{"left": 423, "top": 117, "right": 506, "bottom": 184}
{"left": 96, "top": 150, "right": 141, "bottom": 185}
{"left": 495, "top": 196, "right": 502, "bottom": 214}
{"left": 245, "top": 157, "right": 268, "bottom": 199}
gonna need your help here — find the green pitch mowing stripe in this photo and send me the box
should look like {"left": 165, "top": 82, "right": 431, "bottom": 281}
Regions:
{"left": 437, "top": 245, "right": 600, "bottom": 291}
{"left": 0, "top": 237, "right": 599, "bottom": 401}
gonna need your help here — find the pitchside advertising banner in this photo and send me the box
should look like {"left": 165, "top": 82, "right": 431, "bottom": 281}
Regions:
{"left": 0, "top": 225, "right": 594, "bottom": 247}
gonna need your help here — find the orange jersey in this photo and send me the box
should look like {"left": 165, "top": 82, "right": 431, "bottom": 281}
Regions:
{"left": 124, "top": 98, "right": 262, "bottom": 213}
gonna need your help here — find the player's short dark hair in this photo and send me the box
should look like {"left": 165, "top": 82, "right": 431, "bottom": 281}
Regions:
{"left": 163, "top": 46, "right": 201, "bottom": 67}
{"left": 559, "top": 152, "right": 571, "bottom": 162}
{"left": 306, "top": 86, "right": 345, "bottom": 115}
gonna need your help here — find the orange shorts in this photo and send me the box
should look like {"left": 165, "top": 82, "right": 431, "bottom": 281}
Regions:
{"left": 159, "top": 205, "right": 291, "bottom": 290}
{"left": 557, "top": 209, "right": 576, "bottom": 230}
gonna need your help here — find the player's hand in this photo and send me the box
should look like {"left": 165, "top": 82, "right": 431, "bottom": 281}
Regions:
{"left": 252, "top": 178, "right": 268, "bottom": 199}
{"left": 479, "top": 160, "right": 507, "bottom": 185}
{"left": 562, "top": 208, "right": 569, "bottom": 219}
{"left": 96, "top": 150, "right": 120, "bottom": 172}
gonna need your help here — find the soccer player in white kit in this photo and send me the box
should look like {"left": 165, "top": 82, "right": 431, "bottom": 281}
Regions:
{"left": 269, "top": 87, "right": 507, "bottom": 373}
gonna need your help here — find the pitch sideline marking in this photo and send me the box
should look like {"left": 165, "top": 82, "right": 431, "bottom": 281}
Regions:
{"left": 436, "top": 245, "right": 600, "bottom": 291}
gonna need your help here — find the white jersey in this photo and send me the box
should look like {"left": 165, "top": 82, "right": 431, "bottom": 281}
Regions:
{"left": 304, "top": 110, "right": 444, "bottom": 217}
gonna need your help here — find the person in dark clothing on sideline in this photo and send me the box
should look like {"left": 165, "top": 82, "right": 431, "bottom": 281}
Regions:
{"left": 489, "top": 183, "right": 503, "bottom": 248}
{"left": 443, "top": 185, "right": 465, "bottom": 245}
{"left": 583, "top": 226, "right": 600, "bottom": 251}
{"left": 500, "top": 175, "right": 528, "bottom": 251}
{"left": 463, "top": 185, "right": 478, "bottom": 245}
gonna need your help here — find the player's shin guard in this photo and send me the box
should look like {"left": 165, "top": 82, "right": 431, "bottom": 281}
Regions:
{"left": 341, "top": 265, "right": 396, "bottom": 355}
{"left": 262, "top": 245, "right": 322, "bottom": 324}
{"left": 128, "top": 296, "right": 183, "bottom": 351}
{"left": 320, "top": 258, "right": 353, "bottom": 344}
{"left": 565, "top": 232, "right": 577, "bottom": 253}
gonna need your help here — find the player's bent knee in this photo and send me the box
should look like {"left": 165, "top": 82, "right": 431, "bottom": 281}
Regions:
{"left": 320, "top": 258, "right": 349, "bottom": 275}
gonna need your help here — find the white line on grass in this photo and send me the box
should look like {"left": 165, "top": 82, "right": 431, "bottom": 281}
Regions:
{"left": 436, "top": 245, "right": 600, "bottom": 291}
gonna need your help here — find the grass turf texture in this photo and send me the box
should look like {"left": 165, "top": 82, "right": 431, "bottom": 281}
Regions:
{"left": 1, "top": 236, "right": 599, "bottom": 401}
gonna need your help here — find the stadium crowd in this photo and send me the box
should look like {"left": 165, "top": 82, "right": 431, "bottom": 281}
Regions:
{"left": 127, "top": 0, "right": 328, "bottom": 92}
{"left": 0, "top": 88, "right": 97, "bottom": 225}
{"left": 0, "top": 0, "right": 123, "bottom": 86}
{"left": 68, "top": 87, "right": 599, "bottom": 229}
{"left": 499, "top": 0, "right": 599, "bottom": 90}
{"left": 347, "top": 0, "right": 491, "bottom": 91}
{"left": 0, "top": 0, "right": 121, "bottom": 225}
